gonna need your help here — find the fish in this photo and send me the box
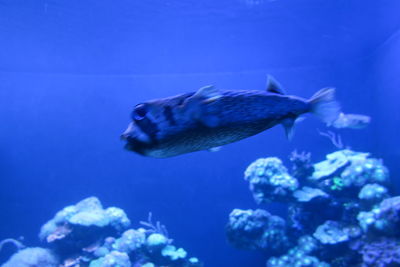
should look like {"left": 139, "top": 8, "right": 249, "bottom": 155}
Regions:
{"left": 329, "top": 112, "right": 371, "bottom": 129}
{"left": 121, "top": 76, "right": 341, "bottom": 158}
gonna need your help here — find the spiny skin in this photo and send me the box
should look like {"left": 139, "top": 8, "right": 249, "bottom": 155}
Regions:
{"left": 122, "top": 90, "right": 311, "bottom": 158}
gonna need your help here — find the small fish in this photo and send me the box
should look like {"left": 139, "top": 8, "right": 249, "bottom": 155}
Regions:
{"left": 121, "top": 76, "right": 341, "bottom": 158}
{"left": 330, "top": 112, "right": 371, "bottom": 129}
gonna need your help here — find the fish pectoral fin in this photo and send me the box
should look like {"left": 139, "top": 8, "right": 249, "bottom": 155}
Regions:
{"left": 266, "top": 75, "right": 286, "bottom": 95}
{"left": 208, "top": 146, "right": 222, "bottom": 152}
{"left": 282, "top": 117, "right": 296, "bottom": 140}
{"left": 182, "top": 85, "right": 221, "bottom": 126}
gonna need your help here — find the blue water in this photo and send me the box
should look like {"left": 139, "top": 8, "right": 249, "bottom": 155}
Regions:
{"left": 0, "top": 0, "right": 399, "bottom": 266}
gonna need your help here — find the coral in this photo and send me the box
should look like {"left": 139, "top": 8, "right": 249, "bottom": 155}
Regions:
{"left": 0, "top": 238, "right": 25, "bottom": 253}
{"left": 139, "top": 212, "right": 169, "bottom": 237}
{"left": 358, "top": 184, "right": 388, "bottom": 204}
{"left": 289, "top": 150, "right": 314, "bottom": 182}
{"left": 266, "top": 236, "right": 329, "bottom": 267}
{"left": 341, "top": 158, "right": 389, "bottom": 188}
{"left": 352, "top": 237, "right": 400, "bottom": 267}
{"left": 267, "top": 253, "right": 329, "bottom": 267}
{"left": 358, "top": 196, "right": 400, "bottom": 235}
{"left": 293, "top": 187, "right": 328, "bottom": 202}
{"left": 318, "top": 130, "right": 345, "bottom": 149}
{"left": 39, "top": 197, "right": 130, "bottom": 256}
{"left": 111, "top": 229, "right": 146, "bottom": 254}
{"left": 2, "top": 198, "right": 201, "bottom": 267}
{"left": 89, "top": 251, "right": 131, "bottom": 267}
{"left": 161, "top": 245, "right": 187, "bottom": 260}
{"left": 244, "top": 157, "right": 298, "bottom": 203}
{"left": 311, "top": 150, "right": 362, "bottom": 180}
{"left": 146, "top": 233, "right": 170, "bottom": 252}
{"left": 1, "top": 247, "right": 59, "bottom": 267}
{"left": 287, "top": 195, "right": 342, "bottom": 236}
{"left": 226, "top": 209, "right": 290, "bottom": 254}
{"left": 313, "top": 221, "right": 349, "bottom": 245}
{"left": 310, "top": 150, "right": 389, "bottom": 198}
{"left": 228, "top": 148, "right": 398, "bottom": 267}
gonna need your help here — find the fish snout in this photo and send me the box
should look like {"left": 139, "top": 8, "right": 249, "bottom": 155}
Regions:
{"left": 120, "top": 133, "right": 129, "bottom": 141}
{"left": 121, "top": 122, "right": 135, "bottom": 140}
{"left": 121, "top": 122, "right": 152, "bottom": 144}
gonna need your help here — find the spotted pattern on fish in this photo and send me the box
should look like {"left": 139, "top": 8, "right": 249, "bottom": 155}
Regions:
{"left": 121, "top": 78, "right": 340, "bottom": 158}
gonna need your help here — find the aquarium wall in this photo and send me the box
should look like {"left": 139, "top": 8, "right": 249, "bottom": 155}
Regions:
{"left": 1, "top": 0, "right": 399, "bottom": 266}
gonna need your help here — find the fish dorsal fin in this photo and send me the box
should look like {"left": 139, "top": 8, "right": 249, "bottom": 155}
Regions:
{"left": 266, "top": 75, "right": 286, "bottom": 95}
{"left": 194, "top": 85, "right": 222, "bottom": 102}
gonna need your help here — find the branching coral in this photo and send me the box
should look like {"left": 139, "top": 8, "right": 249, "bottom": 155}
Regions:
{"left": 140, "top": 212, "right": 169, "bottom": 238}
{"left": 0, "top": 238, "right": 25, "bottom": 253}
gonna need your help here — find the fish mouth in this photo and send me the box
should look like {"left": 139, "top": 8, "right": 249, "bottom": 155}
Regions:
{"left": 121, "top": 122, "right": 152, "bottom": 146}
{"left": 120, "top": 123, "right": 134, "bottom": 141}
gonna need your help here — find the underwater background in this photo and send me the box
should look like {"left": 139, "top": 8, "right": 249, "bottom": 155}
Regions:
{"left": 0, "top": 0, "right": 400, "bottom": 266}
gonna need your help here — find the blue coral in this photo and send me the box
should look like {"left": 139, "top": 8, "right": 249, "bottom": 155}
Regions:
{"left": 293, "top": 187, "right": 329, "bottom": 202}
{"left": 289, "top": 150, "right": 315, "bottom": 182}
{"left": 1, "top": 247, "right": 59, "bottom": 267}
{"left": 267, "top": 236, "right": 328, "bottom": 267}
{"left": 311, "top": 150, "right": 366, "bottom": 180}
{"left": 112, "top": 229, "right": 146, "bottom": 253}
{"left": 2, "top": 197, "right": 201, "bottom": 267}
{"left": 358, "top": 184, "right": 388, "bottom": 204}
{"left": 244, "top": 157, "right": 299, "bottom": 203}
{"left": 230, "top": 149, "right": 398, "bottom": 267}
{"left": 355, "top": 237, "right": 400, "bottom": 267}
{"left": 313, "top": 221, "right": 350, "bottom": 245}
{"left": 146, "top": 233, "right": 169, "bottom": 252}
{"left": 357, "top": 196, "right": 400, "bottom": 235}
{"left": 226, "top": 209, "right": 290, "bottom": 254}
{"left": 341, "top": 158, "right": 389, "bottom": 188}
{"left": 39, "top": 197, "right": 130, "bottom": 245}
{"left": 89, "top": 251, "right": 131, "bottom": 267}
{"left": 161, "top": 245, "right": 187, "bottom": 261}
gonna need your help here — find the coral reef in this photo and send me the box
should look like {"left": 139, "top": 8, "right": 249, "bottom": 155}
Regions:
{"left": 358, "top": 196, "right": 400, "bottom": 236}
{"left": 1, "top": 197, "right": 201, "bottom": 267}
{"left": 227, "top": 149, "right": 398, "bottom": 266}
{"left": 267, "top": 236, "right": 329, "bottom": 267}
{"left": 39, "top": 197, "right": 131, "bottom": 256}
{"left": 1, "top": 247, "right": 59, "bottom": 267}
{"left": 351, "top": 237, "right": 400, "bottom": 267}
{"left": 244, "top": 157, "right": 298, "bottom": 203}
{"left": 226, "top": 209, "right": 290, "bottom": 255}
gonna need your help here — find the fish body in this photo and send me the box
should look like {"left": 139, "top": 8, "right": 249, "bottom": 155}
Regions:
{"left": 330, "top": 112, "right": 371, "bottom": 129}
{"left": 122, "top": 76, "right": 340, "bottom": 158}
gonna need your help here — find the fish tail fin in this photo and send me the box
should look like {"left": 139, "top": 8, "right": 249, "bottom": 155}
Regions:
{"left": 308, "top": 88, "right": 341, "bottom": 124}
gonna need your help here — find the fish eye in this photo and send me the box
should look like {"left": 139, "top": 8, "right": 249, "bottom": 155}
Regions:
{"left": 133, "top": 104, "right": 147, "bottom": 120}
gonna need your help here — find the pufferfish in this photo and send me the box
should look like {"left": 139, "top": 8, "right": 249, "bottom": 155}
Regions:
{"left": 121, "top": 76, "right": 341, "bottom": 158}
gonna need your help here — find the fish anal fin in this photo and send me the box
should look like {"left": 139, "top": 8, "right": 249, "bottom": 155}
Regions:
{"left": 266, "top": 75, "right": 286, "bottom": 95}
{"left": 282, "top": 117, "right": 296, "bottom": 140}
{"left": 208, "top": 146, "right": 222, "bottom": 152}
